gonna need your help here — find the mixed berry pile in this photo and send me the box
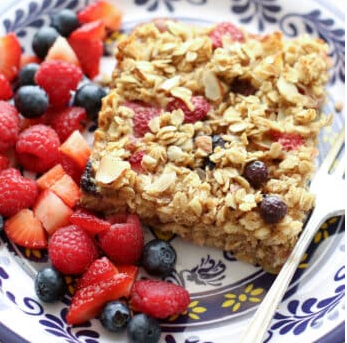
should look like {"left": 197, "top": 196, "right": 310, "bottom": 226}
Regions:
{"left": 0, "top": 2, "right": 191, "bottom": 342}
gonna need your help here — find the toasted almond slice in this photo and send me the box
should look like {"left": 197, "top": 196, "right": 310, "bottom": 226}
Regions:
{"left": 159, "top": 76, "right": 181, "bottom": 91}
{"left": 203, "top": 70, "right": 222, "bottom": 101}
{"left": 171, "top": 87, "right": 193, "bottom": 110}
{"left": 145, "top": 172, "right": 176, "bottom": 194}
{"left": 277, "top": 76, "right": 301, "bottom": 103}
{"left": 95, "top": 156, "right": 130, "bottom": 184}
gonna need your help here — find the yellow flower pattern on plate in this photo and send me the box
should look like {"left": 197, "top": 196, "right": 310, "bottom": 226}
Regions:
{"left": 314, "top": 217, "right": 338, "bottom": 244}
{"left": 169, "top": 300, "right": 207, "bottom": 321}
{"left": 222, "top": 283, "right": 264, "bottom": 312}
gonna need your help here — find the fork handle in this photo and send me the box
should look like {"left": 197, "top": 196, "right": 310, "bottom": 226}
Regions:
{"left": 239, "top": 207, "right": 343, "bottom": 343}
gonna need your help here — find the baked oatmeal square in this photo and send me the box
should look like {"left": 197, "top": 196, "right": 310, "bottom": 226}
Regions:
{"left": 81, "top": 20, "right": 331, "bottom": 273}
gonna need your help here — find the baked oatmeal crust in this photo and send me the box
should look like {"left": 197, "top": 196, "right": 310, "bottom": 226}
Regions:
{"left": 81, "top": 20, "right": 331, "bottom": 272}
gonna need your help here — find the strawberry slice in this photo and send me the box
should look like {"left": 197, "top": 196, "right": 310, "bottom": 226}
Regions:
{"left": 0, "top": 73, "right": 13, "bottom": 100}
{"left": 58, "top": 151, "right": 84, "bottom": 184}
{"left": 36, "top": 164, "right": 66, "bottom": 190}
{"left": 116, "top": 265, "right": 139, "bottom": 279}
{"left": 33, "top": 190, "right": 73, "bottom": 235}
{"left": 76, "top": 256, "right": 118, "bottom": 290}
{"left": 45, "top": 36, "right": 80, "bottom": 66}
{"left": 77, "top": 1, "right": 122, "bottom": 31}
{"left": 115, "top": 265, "right": 138, "bottom": 296}
{"left": 70, "top": 208, "right": 111, "bottom": 235}
{"left": 269, "top": 130, "right": 305, "bottom": 151}
{"left": 59, "top": 130, "right": 91, "bottom": 170}
{"left": 50, "top": 174, "right": 81, "bottom": 208}
{"left": 68, "top": 21, "right": 105, "bottom": 79}
{"left": 69, "top": 20, "right": 106, "bottom": 40}
{"left": 69, "top": 38, "right": 103, "bottom": 79}
{"left": 66, "top": 273, "right": 132, "bottom": 325}
{"left": 0, "top": 33, "right": 21, "bottom": 81}
{"left": 4, "top": 209, "right": 47, "bottom": 249}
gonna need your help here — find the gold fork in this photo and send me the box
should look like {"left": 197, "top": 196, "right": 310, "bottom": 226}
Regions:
{"left": 240, "top": 129, "right": 345, "bottom": 343}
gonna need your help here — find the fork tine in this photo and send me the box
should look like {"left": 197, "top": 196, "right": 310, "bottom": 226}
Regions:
{"left": 319, "top": 129, "right": 345, "bottom": 174}
{"left": 333, "top": 152, "right": 345, "bottom": 178}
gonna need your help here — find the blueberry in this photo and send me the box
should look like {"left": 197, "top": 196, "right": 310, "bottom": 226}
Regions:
{"left": 212, "top": 135, "right": 226, "bottom": 150}
{"left": 17, "top": 63, "right": 40, "bottom": 87}
{"left": 34, "top": 267, "right": 67, "bottom": 303}
{"left": 15, "top": 86, "right": 48, "bottom": 118}
{"left": 100, "top": 301, "right": 130, "bottom": 332}
{"left": 0, "top": 215, "right": 3, "bottom": 232}
{"left": 230, "top": 78, "right": 256, "bottom": 96}
{"left": 73, "top": 83, "right": 107, "bottom": 120}
{"left": 203, "top": 156, "right": 216, "bottom": 170}
{"left": 80, "top": 161, "right": 98, "bottom": 195}
{"left": 127, "top": 314, "right": 161, "bottom": 343}
{"left": 142, "top": 239, "right": 176, "bottom": 276}
{"left": 259, "top": 195, "right": 287, "bottom": 224}
{"left": 244, "top": 160, "right": 269, "bottom": 188}
{"left": 51, "top": 9, "right": 80, "bottom": 37}
{"left": 32, "top": 27, "right": 59, "bottom": 59}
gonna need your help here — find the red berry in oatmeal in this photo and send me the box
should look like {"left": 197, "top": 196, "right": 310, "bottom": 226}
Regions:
{"left": 209, "top": 22, "right": 244, "bottom": 48}
{"left": 166, "top": 96, "right": 211, "bottom": 123}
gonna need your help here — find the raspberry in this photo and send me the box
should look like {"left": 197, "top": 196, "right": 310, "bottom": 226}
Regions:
{"left": 125, "top": 102, "right": 160, "bottom": 137}
{"left": 0, "top": 101, "right": 20, "bottom": 153}
{"left": 16, "top": 124, "right": 60, "bottom": 173}
{"left": 0, "top": 73, "right": 13, "bottom": 100}
{"left": 269, "top": 130, "right": 305, "bottom": 151}
{"left": 166, "top": 96, "right": 211, "bottom": 123}
{"left": 130, "top": 280, "right": 190, "bottom": 319}
{"left": 35, "top": 61, "right": 83, "bottom": 108}
{"left": 0, "top": 168, "right": 38, "bottom": 217}
{"left": 48, "top": 225, "right": 98, "bottom": 275}
{"left": 98, "top": 214, "right": 144, "bottom": 264}
{"left": 58, "top": 151, "right": 84, "bottom": 183}
{"left": 209, "top": 22, "right": 244, "bottom": 49}
{"left": 50, "top": 106, "right": 87, "bottom": 142}
{"left": 129, "top": 151, "right": 145, "bottom": 173}
{"left": 0, "top": 154, "right": 9, "bottom": 172}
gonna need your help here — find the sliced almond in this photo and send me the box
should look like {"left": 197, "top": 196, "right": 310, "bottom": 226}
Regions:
{"left": 171, "top": 87, "right": 193, "bottom": 110}
{"left": 170, "top": 109, "right": 185, "bottom": 127}
{"left": 145, "top": 172, "right": 176, "bottom": 194}
{"left": 252, "top": 138, "right": 273, "bottom": 151}
{"left": 95, "top": 156, "right": 130, "bottom": 184}
{"left": 167, "top": 146, "right": 184, "bottom": 162}
{"left": 148, "top": 116, "right": 160, "bottom": 133}
{"left": 159, "top": 76, "right": 181, "bottom": 91}
{"left": 203, "top": 70, "right": 222, "bottom": 101}
{"left": 277, "top": 76, "right": 301, "bottom": 103}
{"left": 186, "top": 51, "right": 198, "bottom": 62}
{"left": 229, "top": 122, "right": 247, "bottom": 133}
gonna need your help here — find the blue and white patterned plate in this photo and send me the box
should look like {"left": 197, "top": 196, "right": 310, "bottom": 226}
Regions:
{"left": 0, "top": 0, "right": 345, "bottom": 342}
